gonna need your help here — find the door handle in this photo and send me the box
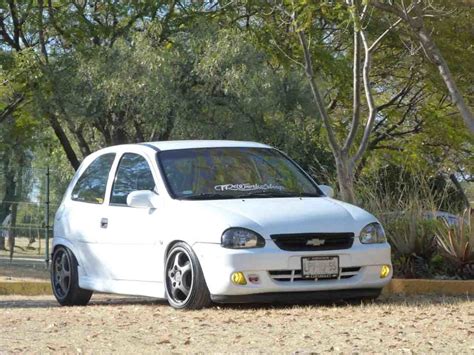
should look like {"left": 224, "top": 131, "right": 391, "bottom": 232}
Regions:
{"left": 100, "top": 218, "right": 108, "bottom": 229}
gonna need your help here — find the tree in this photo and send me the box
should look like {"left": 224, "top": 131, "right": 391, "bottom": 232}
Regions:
{"left": 228, "top": 0, "right": 472, "bottom": 203}
{"left": 371, "top": 0, "right": 474, "bottom": 133}
{"left": 240, "top": 1, "right": 417, "bottom": 203}
{"left": 0, "top": 0, "right": 471, "bottom": 211}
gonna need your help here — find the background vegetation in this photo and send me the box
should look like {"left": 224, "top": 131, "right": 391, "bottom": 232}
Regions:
{"left": 0, "top": 0, "right": 472, "bottom": 277}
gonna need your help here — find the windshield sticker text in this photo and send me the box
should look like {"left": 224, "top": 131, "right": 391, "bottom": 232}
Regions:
{"left": 214, "top": 183, "right": 285, "bottom": 192}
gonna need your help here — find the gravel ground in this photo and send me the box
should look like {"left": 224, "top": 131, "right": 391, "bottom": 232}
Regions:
{"left": 0, "top": 294, "right": 473, "bottom": 353}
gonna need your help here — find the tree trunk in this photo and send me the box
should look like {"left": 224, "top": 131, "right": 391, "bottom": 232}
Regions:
{"left": 8, "top": 154, "right": 26, "bottom": 260}
{"left": 74, "top": 129, "right": 92, "bottom": 157}
{"left": 0, "top": 158, "right": 15, "bottom": 250}
{"left": 335, "top": 155, "right": 356, "bottom": 204}
{"left": 412, "top": 23, "right": 474, "bottom": 133}
{"left": 110, "top": 112, "right": 129, "bottom": 144}
{"left": 449, "top": 173, "right": 471, "bottom": 210}
{"left": 47, "top": 114, "right": 81, "bottom": 170}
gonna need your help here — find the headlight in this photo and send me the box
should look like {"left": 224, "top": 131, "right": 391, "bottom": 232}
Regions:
{"left": 221, "top": 228, "right": 265, "bottom": 249}
{"left": 359, "top": 223, "right": 386, "bottom": 244}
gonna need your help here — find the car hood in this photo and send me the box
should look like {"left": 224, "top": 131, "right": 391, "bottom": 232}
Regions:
{"left": 173, "top": 197, "right": 377, "bottom": 239}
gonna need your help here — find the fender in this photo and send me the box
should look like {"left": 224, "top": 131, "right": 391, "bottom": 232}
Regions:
{"left": 51, "top": 237, "right": 87, "bottom": 279}
{"left": 52, "top": 236, "right": 77, "bottom": 257}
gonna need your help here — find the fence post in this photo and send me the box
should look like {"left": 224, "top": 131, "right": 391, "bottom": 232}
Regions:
{"left": 45, "top": 166, "right": 50, "bottom": 268}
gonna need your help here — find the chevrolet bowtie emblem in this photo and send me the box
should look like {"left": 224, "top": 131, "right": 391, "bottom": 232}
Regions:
{"left": 306, "top": 238, "right": 325, "bottom": 246}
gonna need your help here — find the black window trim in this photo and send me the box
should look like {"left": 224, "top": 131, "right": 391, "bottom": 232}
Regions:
{"left": 70, "top": 153, "right": 117, "bottom": 205}
{"left": 155, "top": 147, "right": 323, "bottom": 201}
{"left": 140, "top": 143, "right": 161, "bottom": 152}
{"left": 109, "top": 151, "right": 157, "bottom": 207}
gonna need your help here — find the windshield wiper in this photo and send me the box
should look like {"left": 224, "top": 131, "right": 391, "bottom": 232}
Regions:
{"left": 297, "top": 192, "right": 322, "bottom": 197}
{"left": 235, "top": 191, "right": 320, "bottom": 199}
{"left": 180, "top": 193, "right": 239, "bottom": 200}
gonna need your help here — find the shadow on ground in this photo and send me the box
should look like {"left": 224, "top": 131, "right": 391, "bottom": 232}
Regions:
{"left": 0, "top": 293, "right": 470, "bottom": 310}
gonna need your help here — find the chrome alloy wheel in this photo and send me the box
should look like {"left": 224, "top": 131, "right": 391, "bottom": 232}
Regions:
{"left": 166, "top": 247, "right": 194, "bottom": 305}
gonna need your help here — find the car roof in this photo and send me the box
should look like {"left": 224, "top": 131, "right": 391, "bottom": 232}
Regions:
{"left": 145, "top": 140, "right": 271, "bottom": 151}
{"left": 88, "top": 140, "right": 273, "bottom": 160}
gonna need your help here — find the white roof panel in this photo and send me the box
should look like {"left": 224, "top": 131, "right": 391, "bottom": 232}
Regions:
{"left": 145, "top": 140, "right": 271, "bottom": 151}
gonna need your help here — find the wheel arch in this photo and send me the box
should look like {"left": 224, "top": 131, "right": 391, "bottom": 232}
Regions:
{"left": 164, "top": 239, "right": 186, "bottom": 259}
{"left": 163, "top": 239, "right": 211, "bottom": 309}
{"left": 51, "top": 237, "right": 79, "bottom": 263}
{"left": 163, "top": 239, "right": 210, "bottom": 287}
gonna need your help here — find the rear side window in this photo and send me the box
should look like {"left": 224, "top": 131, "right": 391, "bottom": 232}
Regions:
{"left": 71, "top": 154, "right": 116, "bottom": 204}
{"left": 110, "top": 153, "right": 155, "bottom": 205}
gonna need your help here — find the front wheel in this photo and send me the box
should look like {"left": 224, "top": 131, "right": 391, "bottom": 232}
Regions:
{"left": 51, "top": 246, "right": 93, "bottom": 306}
{"left": 165, "top": 242, "right": 211, "bottom": 309}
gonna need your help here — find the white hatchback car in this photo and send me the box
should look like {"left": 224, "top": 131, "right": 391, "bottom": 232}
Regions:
{"left": 51, "top": 140, "right": 392, "bottom": 309}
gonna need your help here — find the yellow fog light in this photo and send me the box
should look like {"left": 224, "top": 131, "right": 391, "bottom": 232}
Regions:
{"left": 380, "top": 265, "right": 391, "bottom": 278}
{"left": 231, "top": 272, "right": 247, "bottom": 285}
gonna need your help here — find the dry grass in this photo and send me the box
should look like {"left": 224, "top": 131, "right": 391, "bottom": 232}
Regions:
{"left": 0, "top": 294, "right": 472, "bottom": 353}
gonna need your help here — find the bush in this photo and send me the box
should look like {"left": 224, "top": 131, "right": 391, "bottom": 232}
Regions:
{"left": 356, "top": 173, "right": 458, "bottom": 278}
{"left": 435, "top": 208, "right": 474, "bottom": 279}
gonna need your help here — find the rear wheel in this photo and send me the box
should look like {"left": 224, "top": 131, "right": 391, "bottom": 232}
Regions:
{"left": 51, "top": 246, "right": 93, "bottom": 306}
{"left": 165, "top": 242, "right": 211, "bottom": 309}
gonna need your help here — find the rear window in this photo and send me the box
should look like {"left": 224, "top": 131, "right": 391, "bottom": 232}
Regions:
{"left": 71, "top": 153, "right": 116, "bottom": 204}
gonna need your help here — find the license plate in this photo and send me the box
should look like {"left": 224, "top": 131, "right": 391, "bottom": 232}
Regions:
{"left": 301, "top": 256, "right": 339, "bottom": 279}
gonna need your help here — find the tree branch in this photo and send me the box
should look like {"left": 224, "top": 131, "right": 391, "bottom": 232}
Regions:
{"left": 342, "top": 14, "right": 361, "bottom": 153}
{"left": 7, "top": 0, "right": 21, "bottom": 50}
{"left": 0, "top": 14, "right": 20, "bottom": 50}
{"left": 372, "top": 0, "right": 474, "bottom": 133}
{"left": 351, "top": 29, "right": 376, "bottom": 164}
{"left": 0, "top": 94, "right": 24, "bottom": 124}
{"left": 297, "top": 29, "right": 340, "bottom": 154}
{"left": 368, "top": 17, "right": 403, "bottom": 53}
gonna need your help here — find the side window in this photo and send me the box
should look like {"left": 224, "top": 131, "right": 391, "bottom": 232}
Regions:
{"left": 110, "top": 153, "right": 155, "bottom": 205}
{"left": 71, "top": 153, "right": 116, "bottom": 204}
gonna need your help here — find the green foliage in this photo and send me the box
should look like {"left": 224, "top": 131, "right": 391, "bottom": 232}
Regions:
{"left": 357, "top": 171, "right": 457, "bottom": 278}
{"left": 435, "top": 209, "right": 474, "bottom": 278}
{"left": 0, "top": 0, "right": 472, "bottom": 273}
{"left": 357, "top": 168, "right": 474, "bottom": 278}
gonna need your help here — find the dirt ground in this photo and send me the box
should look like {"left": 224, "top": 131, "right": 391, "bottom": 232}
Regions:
{"left": 0, "top": 236, "right": 51, "bottom": 282}
{"left": 0, "top": 294, "right": 472, "bottom": 354}
{"left": 0, "top": 258, "right": 49, "bottom": 281}
{"left": 0, "top": 237, "right": 52, "bottom": 260}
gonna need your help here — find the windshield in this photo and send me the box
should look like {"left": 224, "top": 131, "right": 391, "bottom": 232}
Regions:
{"left": 158, "top": 147, "right": 322, "bottom": 200}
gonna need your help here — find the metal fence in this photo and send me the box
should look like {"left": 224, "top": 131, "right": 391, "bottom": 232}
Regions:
{"left": 0, "top": 167, "right": 66, "bottom": 265}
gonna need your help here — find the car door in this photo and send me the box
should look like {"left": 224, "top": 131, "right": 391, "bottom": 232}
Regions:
{"left": 98, "top": 152, "right": 164, "bottom": 282}
{"left": 66, "top": 153, "right": 117, "bottom": 279}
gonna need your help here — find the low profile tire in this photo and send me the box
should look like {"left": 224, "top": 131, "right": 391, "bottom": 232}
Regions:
{"left": 165, "top": 242, "right": 211, "bottom": 309}
{"left": 51, "top": 246, "right": 93, "bottom": 306}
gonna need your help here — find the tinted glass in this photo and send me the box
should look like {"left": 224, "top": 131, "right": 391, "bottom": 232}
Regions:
{"left": 111, "top": 153, "right": 155, "bottom": 205}
{"left": 71, "top": 153, "right": 116, "bottom": 204}
{"left": 159, "top": 148, "right": 321, "bottom": 200}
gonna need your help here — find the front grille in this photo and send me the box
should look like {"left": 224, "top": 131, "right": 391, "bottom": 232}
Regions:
{"left": 269, "top": 267, "right": 361, "bottom": 282}
{"left": 271, "top": 233, "right": 354, "bottom": 251}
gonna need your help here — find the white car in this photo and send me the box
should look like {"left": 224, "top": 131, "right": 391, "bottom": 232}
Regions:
{"left": 51, "top": 140, "right": 392, "bottom": 309}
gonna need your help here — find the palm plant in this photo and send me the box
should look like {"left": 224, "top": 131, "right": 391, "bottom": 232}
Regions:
{"left": 357, "top": 173, "right": 448, "bottom": 277}
{"left": 435, "top": 208, "right": 474, "bottom": 277}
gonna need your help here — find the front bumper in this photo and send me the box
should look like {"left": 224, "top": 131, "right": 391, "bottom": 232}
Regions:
{"left": 193, "top": 240, "right": 392, "bottom": 297}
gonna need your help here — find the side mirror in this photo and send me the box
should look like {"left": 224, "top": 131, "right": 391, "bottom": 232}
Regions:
{"left": 319, "top": 185, "right": 334, "bottom": 198}
{"left": 127, "top": 190, "right": 160, "bottom": 209}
